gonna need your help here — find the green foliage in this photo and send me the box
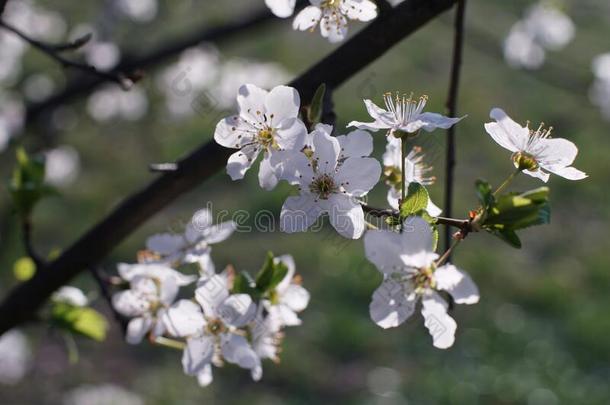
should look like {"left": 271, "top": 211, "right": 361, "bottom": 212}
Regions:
{"left": 307, "top": 83, "right": 326, "bottom": 126}
{"left": 399, "top": 183, "right": 429, "bottom": 218}
{"left": 475, "top": 180, "right": 551, "bottom": 248}
{"left": 50, "top": 302, "right": 109, "bottom": 342}
{"left": 13, "top": 256, "right": 36, "bottom": 281}
{"left": 232, "top": 252, "right": 288, "bottom": 299}
{"left": 8, "top": 147, "right": 55, "bottom": 217}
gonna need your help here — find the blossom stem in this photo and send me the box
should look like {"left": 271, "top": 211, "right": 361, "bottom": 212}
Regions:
{"left": 152, "top": 336, "right": 186, "bottom": 351}
{"left": 493, "top": 168, "right": 521, "bottom": 197}
{"left": 436, "top": 238, "right": 461, "bottom": 266}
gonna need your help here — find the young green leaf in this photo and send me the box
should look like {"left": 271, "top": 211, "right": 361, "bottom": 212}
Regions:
{"left": 255, "top": 251, "right": 276, "bottom": 292}
{"left": 13, "top": 257, "right": 36, "bottom": 281}
{"left": 308, "top": 83, "right": 326, "bottom": 125}
{"left": 399, "top": 183, "right": 429, "bottom": 218}
{"left": 51, "top": 303, "right": 109, "bottom": 342}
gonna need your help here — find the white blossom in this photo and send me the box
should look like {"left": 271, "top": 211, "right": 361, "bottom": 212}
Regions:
{"left": 365, "top": 216, "right": 479, "bottom": 349}
{"left": 117, "top": 0, "right": 158, "bottom": 22}
{"left": 163, "top": 273, "right": 260, "bottom": 386}
{"left": 266, "top": 0, "right": 296, "bottom": 18}
{"left": 52, "top": 286, "right": 88, "bottom": 307}
{"left": 278, "top": 124, "right": 381, "bottom": 239}
{"left": 0, "top": 329, "right": 31, "bottom": 385}
{"left": 484, "top": 108, "right": 587, "bottom": 182}
{"left": 503, "top": 23, "right": 546, "bottom": 70}
{"left": 44, "top": 145, "right": 81, "bottom": 187}
{"left": 145, "top": 208, "right": 235, "bottom": 276}
{"left": 112, "top": 263, "right": 196, "bottom": 345}
{"left": 214, "top": 84, "right": 307, "bottom": 190}
{"left": 263, "top": 255, "right": 310, "bottom": 327}
{"left": 86, "top": 85, "right": 148, "bottom": 122}
{"left": 293, "top": 0, "right": 377, "bottom": 43}
{"left": 0, "top": 92, "right": 24, "bottom": 152}
{"left": 348, "top": 93, "right": 463, "bottom": 137}
{"left": 383, "top": 137, "right": 441, "bottom": 216}
{"left": 590, "top": 53, "right": 610, "bottom": 121}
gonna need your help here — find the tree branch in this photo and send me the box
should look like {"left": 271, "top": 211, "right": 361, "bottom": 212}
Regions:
{"left": 25, "top": 2, "right": 307, "bottom": 125}
{"left": 0, "top": 20, "right": 138, "bottom": 90}
{"left": 443, "top": 0, "right": 467, "bottom": 254}
{"left": 0, "top": 0, "right": 457, "bottom": 336}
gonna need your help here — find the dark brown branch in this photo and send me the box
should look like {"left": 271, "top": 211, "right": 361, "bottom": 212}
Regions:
{"left": 88, "top": 266, "right": 128, "bottom": 334}
{"left": 25, "top": 2, "right": 307, "bottom": 124}
{"left": 443, "top": 0, "right": 467, "bottom": 254}
{"left": 0, "top": 0, "right": 457, "bottom": 336}
{"left": 0, "top": 20, "right": 138, "bottom": 90}
{"left": 361, "top": 204, "right": 471, "bottom": 231}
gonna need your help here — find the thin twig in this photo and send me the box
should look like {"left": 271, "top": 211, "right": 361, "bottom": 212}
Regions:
{"left": 21, "top": 218, "right": 45, "bottom": 268}
{"left": 88, "top": 266, "right": 128, "bottom": 335}
{"left": 0, "top": 0, "right": 458, "bottom": 336}
{"left": 361, "top": 204, "right": 471, "bottom": 231}
{"left": 443, "top": 0, "right": 467, "bottom": 255}
{"left": 0, "top": 19, "right": 139, "bottom": 90}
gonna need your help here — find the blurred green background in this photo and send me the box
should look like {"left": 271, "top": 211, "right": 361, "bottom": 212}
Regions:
{"left": 1, "top": 0, "right": 609, "bottom": 403}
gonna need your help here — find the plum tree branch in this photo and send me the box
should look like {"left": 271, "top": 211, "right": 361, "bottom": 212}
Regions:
{"left": 0, "top": 0, "right": 457, "bottom": 336}
{"left": 25, "top": 2, "right": 307, "bottom": 125}
{"left": 443, "top": 0, "right": 467, "bottom": 255}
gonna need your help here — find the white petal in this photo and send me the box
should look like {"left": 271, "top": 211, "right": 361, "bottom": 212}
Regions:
{"left": 274, "top": 254, "right": 296, "bottom": 292}
{"left": 196, "top": 364, "right": 214, "bottom": 387}
{"left": 275, "top": 118, "right": 307, "bottom": 151}
{"left": 214, "top": 116, "right": 253, "bottom": 149}
{"left": 364, "top": 229, "right": 405, "bottom": 274}
{"left": 386, "top": 187, "right": 400, "bottom": 210}
{"left": 535, "top": 137, "right": 578, "bottom": 168}
{"left": 226, "top": 145, "right": 260, "bottom": 180}
{"left": 158, "top": 275, "right": 179, "bottom": 306}
{"left": 421, "top": 292, "right": 457, "bottom": 349}
{"left": 369, "top": 279, "right": 416, "bottom": 328}
{"left": 399, "top": 216, "right": 436, "bottom": 265}
{"left": 348, "top": 99, "right": 394, "bottom": 131}
{"left": 237, "top": 84, "right": 268, "bottom": 122}
{"left": 126, "top": 316, "right": 153, "bottom": 345}
{"left": 485, "top": 108, "right": 529, "bottom": 152}
{"left": 312, "top": 127, "right": 340, "bottom": 173}
{"left": 117, "top": 263, "right": 196, "bottom": 286}
{"left": 267, "top": 304, "right": 301, "bottom": 327}
{"left": 112, "top": 290, "right": 149, "bottom": 317}
{"left": 292, "top": 6, "right": 322, "bottom": 31}
{"left": 221, "top": 334, "right": 261, "bottom": 371}
{"left": 146, "top": 233, "right": 186, "bottom": 256}
{"left": 410, "top": 112, "right": 464, "bottom": 132}
{"left": 265, "top": 0, "right": 296, "bottom": 18}
{"left": 545, "top": 165, "right": 587, "bottom": 180}
{"left": 282, "top": 284, "right": 310, "bottom": 312}
{"left": 341, "top": 0, "right": 378, "bottom": 21}
{"left": 326, "top": 194, "right": 365, "bottom": 239}
{"left": 200, "top": 221, "right": 236, "bottom": 245}
{"left": 434, "top": 264, "right": 479, "bottom": 304}
{"left": 182, "top": 335, "right": 215, "bottom": 376}
{"left": 52, "top": 286, "right": 88, "bottom": 307}
{"left": 522, "top": 168, "right": 550, "bottom": 182}
{"left": 335, "top": 157, "right": 381, "bottom": 196}
{"left": 195, "top": 275, "right": 230, "bottom": 317}
{"left": 163, "top": 299, "right": 205, "bottom": 337}
{"left": 280, "top": 195, "right": 323, "bottom": 233}
{"left": 270, "top": 150, "right": 314, "bottom": 185}
{"left": 320, "top": 12, "right": 348, "bottom": 43}
{"left": 265, "top": 85, "right": 300, "bottom": 124}
{"left": 258, "top": 153, "right": 280, "bottom": 190}
{"left": 337, "top": 129, "right": 374, "bottom": 159}
{"left": 217, "top": 294, "right": 257, "bottom": 328}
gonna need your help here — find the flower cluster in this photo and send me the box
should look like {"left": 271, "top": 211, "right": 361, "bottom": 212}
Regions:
{"left": 213, "top": 82, "right": 586, "bottom": 354}
{"left": 111, "top": 209, "right": 310, "bottom": 387}
{"left": 266, "top": 0, "right": 378, "bottom": 43}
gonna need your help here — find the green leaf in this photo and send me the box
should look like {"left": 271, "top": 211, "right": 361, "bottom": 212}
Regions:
{"left": 399, "top": 183, "right": 429, "bottom": 218}
{"left": 51, "top": 303, "right": 109, "bottom": 342}
{"left": 268, "top": 261, "right": 289, "bottom": 291}
{"left": 308, "top": 83, "right": 326, "bottom": 125}
{"left": 232, "top": 271, "right": 258, "bottom": 296}
{"left": 475, "top": 179, "right": 494, "bottom": 211}
{"left": 13, "top": 257, "right": 36, "bottom": 281}
{"left": 491, "top": 229, "right": 522, "bottom": 248}
{"left": 9, "top": 147, "right": 54, "bottom": 217}
{"left": 484, "top": 187, "right": 550, "bottom": 230}
{"left": 255, "top": 252, "right": 275, "bottom": 292}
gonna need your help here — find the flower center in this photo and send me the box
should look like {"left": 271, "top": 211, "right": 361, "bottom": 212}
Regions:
{"left": 413, "top": 266, "right": 436, "bottom": 294}
{"left": 383, "top": 92, "right": 428, "bottom": 128}
{"left": 206, "top": 318, "right": 227, "bottom": 336}
{"left": 309, "top": 173, "right": 338, "bottom": 199}
{"left": 512, "top": 151, "right": 539, "bottom": 171}
{"left": 257, "top": 127, "right": 278, "bottom": 149}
